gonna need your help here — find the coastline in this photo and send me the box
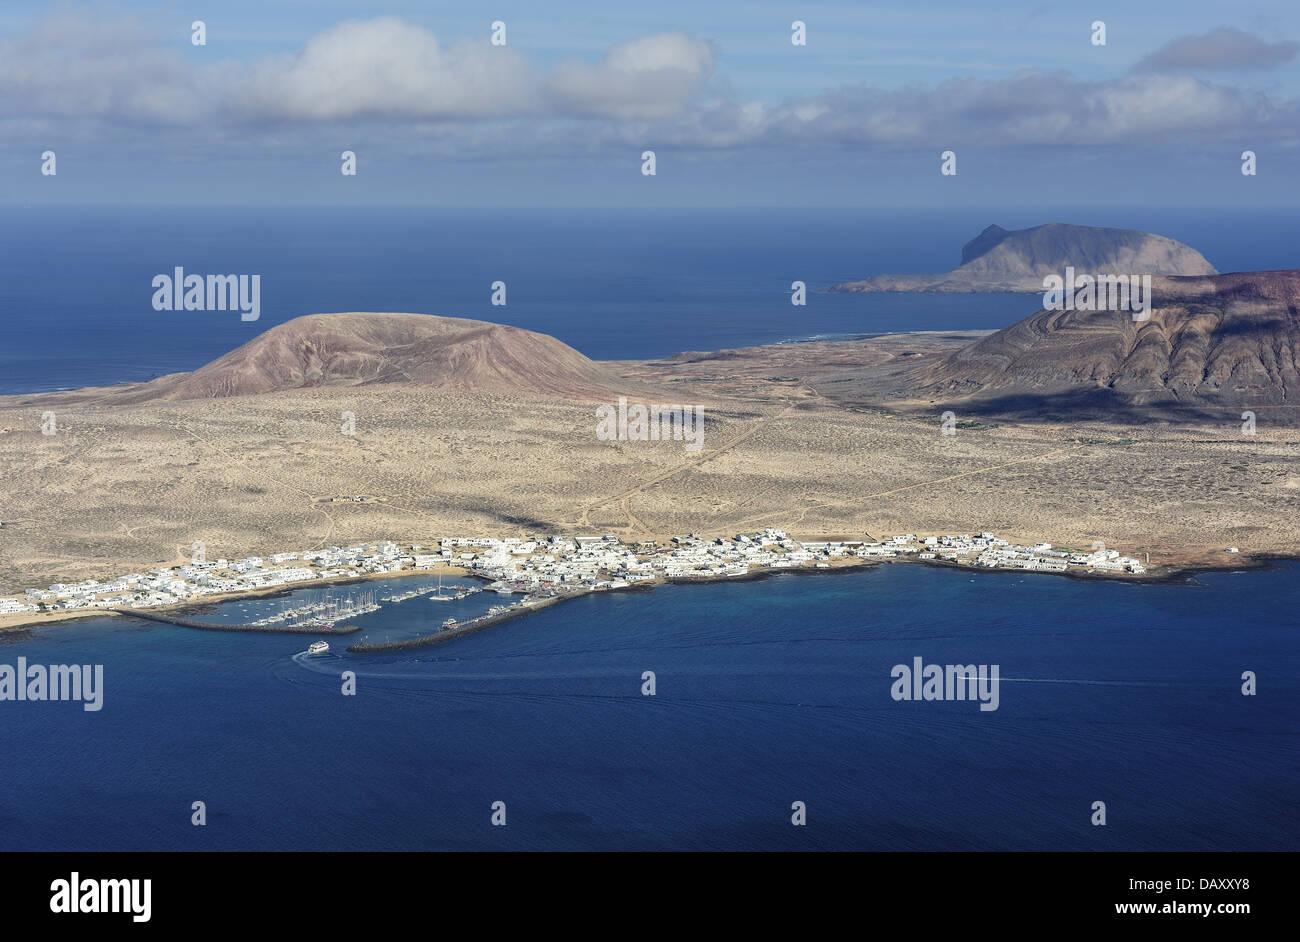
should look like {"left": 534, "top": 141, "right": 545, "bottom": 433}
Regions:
{"left": 347, "top": 552, "right": 1297, "bottom": 654}
{"left": 0, "top": 564, "right": 475, "bottom": 634}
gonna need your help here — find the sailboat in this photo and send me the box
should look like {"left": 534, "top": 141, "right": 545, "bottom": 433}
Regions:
{"left": 428, "top": 568, "right": 453, "bottom": 602}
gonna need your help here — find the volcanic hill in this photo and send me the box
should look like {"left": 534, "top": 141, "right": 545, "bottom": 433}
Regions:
{"left": 65, "top": 313, "right": 632, "bottom": 403}
{"left": 847, "top": 270, "right": 1300, "bottom": 421}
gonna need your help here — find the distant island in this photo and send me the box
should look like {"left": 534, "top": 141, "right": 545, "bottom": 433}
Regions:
{"left": 829, "top": 222, "right": 1217, "bottom": 293}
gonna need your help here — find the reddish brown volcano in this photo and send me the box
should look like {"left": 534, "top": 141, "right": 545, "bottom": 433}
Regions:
{"left": 902, "top": 270, "right": 1300, "bottom": 418}
{"left": 104, "top": 312, "right": 629, "bottom": 402}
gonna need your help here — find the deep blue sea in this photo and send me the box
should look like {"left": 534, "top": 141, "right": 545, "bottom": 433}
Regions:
{"left": 0, "top": 564, "right": 1295, "bottom": 851}
{"left": 0, "top": 207, "right": 1296, "bottom": 850}
{"left": 1, "top": 206, "right": 1298, "bottom": 393}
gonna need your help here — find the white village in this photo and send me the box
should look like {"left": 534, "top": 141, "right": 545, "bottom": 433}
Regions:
{"left": 0, "top": 529, "right": 1148, "bottom": 621}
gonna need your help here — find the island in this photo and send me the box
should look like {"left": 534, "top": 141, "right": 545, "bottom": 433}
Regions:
{"left": 829, "top": 222, "right": 1217, "bottom": 293}
{"left": 2, "top": 273, "right": 1296, "bottom": 628}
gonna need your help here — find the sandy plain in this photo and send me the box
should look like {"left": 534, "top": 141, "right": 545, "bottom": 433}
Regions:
{"left": 1, "top": 329, "right": 1295, "bottom": 610}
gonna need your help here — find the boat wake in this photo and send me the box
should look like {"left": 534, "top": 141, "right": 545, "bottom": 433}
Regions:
{"left": 999, "top": 676, "right": 1201, "bottom": 688}
{"left": 290, "top": 651, "right": 339, "bottom": 672}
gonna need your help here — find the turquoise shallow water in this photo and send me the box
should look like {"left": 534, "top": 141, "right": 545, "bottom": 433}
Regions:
{"left": 1, "top": 562, "right": 1295, "bottom": 851}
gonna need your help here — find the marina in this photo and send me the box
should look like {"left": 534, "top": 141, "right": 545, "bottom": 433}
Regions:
{"left": 347, "top": 581, "right": 650, "bottom": 652}
{"left": 249, "top": 590, "right": 380, "bottom": 629}
{"left": 379, "top": 583, "right": 478, "bottom": 604}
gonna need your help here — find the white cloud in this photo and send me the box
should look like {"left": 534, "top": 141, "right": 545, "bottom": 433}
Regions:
{"left": 235, "top": 17, "right": 539, "bottom": 121}
{"left": 0, "top": 12, "right": 212, "bottom": 123}
{"left": 1135, "top": 26, "right": 1300, "bottom": 72}
{"left": 0, "top": 14, "right": 711, "bottom": 126}
{"left": 545, "top": 33, "right": 715, "bottom": 119}
{"left": 0, "top": 12, "right": 1296, "bottom": 159}
{"left": 660, "top": 71, "right": 1298, "bottom": 150}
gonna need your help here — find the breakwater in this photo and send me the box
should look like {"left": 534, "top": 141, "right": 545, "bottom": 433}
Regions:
{"left": 347, "top": 580, "right": 659, "bottom": 653}
{"left": 346, "top": 593, "right": 574, "bottom": 652}
{"left": 112, "top": 609, "right": 361, "bottom": 635}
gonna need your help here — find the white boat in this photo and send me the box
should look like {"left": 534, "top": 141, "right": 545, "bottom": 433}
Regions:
{"left": 428, "top": 570, "right": 454, "bottom": 602}
{"left": 306, "top": 641, "right": 330, "bottom": 655}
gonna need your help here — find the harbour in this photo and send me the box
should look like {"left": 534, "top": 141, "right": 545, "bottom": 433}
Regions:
{"left": 346, "top": 592, "right": 573, "bottom": 651}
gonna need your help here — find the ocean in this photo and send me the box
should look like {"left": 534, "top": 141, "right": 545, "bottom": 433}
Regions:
{"left": 0, "top": 563, "right": 1295, "bottom": 851}
{"left": 2, "top": 206, "right": 1298, "bottom": 394}
{"left": 0, "top": 206, "right": 1296, "bottom": 851}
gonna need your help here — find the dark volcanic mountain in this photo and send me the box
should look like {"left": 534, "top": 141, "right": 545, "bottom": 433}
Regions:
{"left": 830, "top": 222, "right": 1218, "bottom": 293}
{"left": 892, "top": 270, "right": 1300, "bottom": 420}
{"left": 66, "top": 313, "right": 630, "bottom": 403}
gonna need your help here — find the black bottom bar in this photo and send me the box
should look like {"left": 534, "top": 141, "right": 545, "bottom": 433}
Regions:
{"left": 6, "top": 851, "right": 1286, "bottom": 930}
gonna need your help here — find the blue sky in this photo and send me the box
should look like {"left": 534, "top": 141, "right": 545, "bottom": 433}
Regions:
{"left": 2, "top": 0, "right": 1297, "bottom": 206}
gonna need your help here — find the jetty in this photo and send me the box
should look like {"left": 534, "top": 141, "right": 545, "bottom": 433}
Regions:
{"left": 111, "top": 609, "right": 360, "bottom": 635}
{"left": 347, "top": 592, "right": 577, "bottom": 652}
{"left": 347, "top": 580, "right": 654, "bottom": 652}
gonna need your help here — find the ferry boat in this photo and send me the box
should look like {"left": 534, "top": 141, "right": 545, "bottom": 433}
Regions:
{"left": 306, "top": 641, "right": 330, "bottom": 655}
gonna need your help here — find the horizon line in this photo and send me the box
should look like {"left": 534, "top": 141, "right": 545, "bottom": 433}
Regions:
{"left": 5, "top": 202, "right": 1299, "bottom": 212}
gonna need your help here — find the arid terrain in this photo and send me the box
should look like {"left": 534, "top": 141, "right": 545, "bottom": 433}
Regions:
{"left": 1, "top": 303, "right": 1297, "bottom": 597}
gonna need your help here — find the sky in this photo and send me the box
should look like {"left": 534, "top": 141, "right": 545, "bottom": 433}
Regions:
{"left": 1, "top": 0, "right": 1298, "bottom": 206}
